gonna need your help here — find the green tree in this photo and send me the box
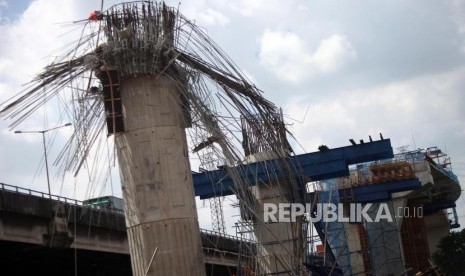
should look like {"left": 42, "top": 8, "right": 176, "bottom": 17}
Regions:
{"left": 432, "top": 228, "right": 465, "bottom": 276}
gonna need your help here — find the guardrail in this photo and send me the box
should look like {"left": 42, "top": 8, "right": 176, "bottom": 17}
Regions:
{"left": 0, "top": 182, "right": 124, "bottom": 214}
{"left": 0, "top": 182, "right": 82, "bottom": 205}
{"left": 0, "top": 182, "right": 256, "bottom": 242}
{"left": 200, "top": 228, "right": 254, "bottom": 243}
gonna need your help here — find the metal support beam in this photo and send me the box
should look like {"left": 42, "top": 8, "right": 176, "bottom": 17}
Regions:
{"left": 193, "top": 139, "right": 394, "bottom": 199}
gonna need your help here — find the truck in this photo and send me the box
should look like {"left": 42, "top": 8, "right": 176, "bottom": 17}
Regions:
{"left": 82, "top": 196, "right": 124, "bottom": 213}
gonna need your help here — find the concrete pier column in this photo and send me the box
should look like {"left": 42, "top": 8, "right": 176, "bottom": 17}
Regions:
{"left": 115, "top": 76, "right": 206, "bottom": 276}
{"left": 243, "top": 151, "right": 302, "bottom": 275}
{"left": 252, "top": 182, "right": 302, "bottom": 275}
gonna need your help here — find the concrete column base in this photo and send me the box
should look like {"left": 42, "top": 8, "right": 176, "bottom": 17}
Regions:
{"left": 127, "top": 218, "right": 205, "bottom": 275}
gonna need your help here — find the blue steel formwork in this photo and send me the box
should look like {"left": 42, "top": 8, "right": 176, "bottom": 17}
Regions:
{"left": 306, "top": 157, "right": 425, "bottom": 274}
{"left": 315, "top": 179, "right": 353, "bottom": 275}
{"left": 365, "top": 202, "right": 404, "bottom": 275}
{"left": 192, "top": 139, "right": 395, "bottom": 274}
{"left": 192, "top": 139, "right": 394, "bottom": 199}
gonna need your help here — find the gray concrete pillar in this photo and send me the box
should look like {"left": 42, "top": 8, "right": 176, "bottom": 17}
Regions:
{"left": 116, "top": 76, "right": 205, "bottom": 276}
{"left": 253, "top": 182, "right": 302, "bottom": 275}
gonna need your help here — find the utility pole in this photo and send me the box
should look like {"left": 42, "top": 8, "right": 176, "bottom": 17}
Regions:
{"left": 14, "top": 123, "right": 72, "bottom": 198}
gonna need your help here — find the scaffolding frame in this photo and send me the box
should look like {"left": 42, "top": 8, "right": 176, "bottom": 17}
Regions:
{"left": 315, "top": 179, "right": 353, "bottom": 275}
{"left": 365, "top": 202, "right": 404, "bottom": 275}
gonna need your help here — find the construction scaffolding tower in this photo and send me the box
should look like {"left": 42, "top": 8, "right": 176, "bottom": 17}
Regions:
{"left": 199, "top": 146, "right": 227, "bottom": 235}
{"left": 365, "top": 202, "right": 404, "bottom": 275}
{"left": 315, "top": 179, "right": 353, "bottom": 275}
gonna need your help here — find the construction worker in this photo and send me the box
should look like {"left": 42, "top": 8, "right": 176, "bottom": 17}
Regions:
{"left": 88, "top": 10, "right": 104, "bottom": 21}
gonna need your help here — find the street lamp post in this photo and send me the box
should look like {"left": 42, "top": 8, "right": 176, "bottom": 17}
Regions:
{"left": 14, "top": 123, "right": 72, "bottom": 198}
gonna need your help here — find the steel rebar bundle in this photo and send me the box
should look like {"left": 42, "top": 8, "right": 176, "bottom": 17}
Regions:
{"left": 0, "top": 2, "right": 308, "bottom": 274}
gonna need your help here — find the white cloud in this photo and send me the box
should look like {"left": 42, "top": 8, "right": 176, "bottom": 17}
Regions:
{"left": 285, "top": 98, "right": 357, "bottom": 151}
{"left": 285, "top": 66, "right": 465, "bottom": 152}
{"left": 258, "top": 30, "right": 309, "bottom": 83}
{"left": 0, "top": 0, "right": 79, "bottom": 96}
{"left": 457, "top": 128, "right": 465, "bottom": 137}
{"left": 197, "top": 8, "right": 230, "bottom": 26}
{"left": 447, "top": 0, "right": 465, "bottom": 34}
{"left": 0, "top": 0, "right": 7, "bottom": 20}
{"left": 312, "top": 35, "right": 358, "bottom": 73}
{"left": 284, "top": 64, "right": 465, "bottom": 226}
{"left": 234, "top": 0, "right": 265, "bottom": 17}
{"left": 446, "top": 0, "right": 465, "bottom": 53}
{"left": 297, "top": 4, "right": 309, "bottom": 12}
{"left": 227, "top": 0, "right": 290, "bottom": 18}
{"left": 259, "top": 30, "right": 357, "bottom": 83}
{"left": 0, "top": 0, "right": 117, "bottom": 197}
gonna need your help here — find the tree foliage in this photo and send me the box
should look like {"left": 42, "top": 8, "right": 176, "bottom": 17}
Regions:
{"left": 432, "top": 228, "right": 465, "bottom": 275}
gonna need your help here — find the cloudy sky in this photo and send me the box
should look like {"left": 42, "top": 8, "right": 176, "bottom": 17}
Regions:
{"left": 0, "top": 0, "right": 464, "bottom": 233}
